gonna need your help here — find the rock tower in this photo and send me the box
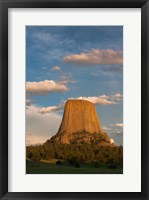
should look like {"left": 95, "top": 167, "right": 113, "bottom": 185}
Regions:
{"left": 51, "top": 99, "right": 111, "bottom": 144}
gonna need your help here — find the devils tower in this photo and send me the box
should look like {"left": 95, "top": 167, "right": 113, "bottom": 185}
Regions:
{"left": 51, "top": 99, "right": 111, "bottom": 144}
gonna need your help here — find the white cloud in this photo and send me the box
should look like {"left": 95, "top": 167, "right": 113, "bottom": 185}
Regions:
{"left": 69, "top": 96, "right": 115, "bottom": 105}
{"left": 33, "top": 32, "right": 58, "bottom": 43}
{"left": 110, "top": 138, "right": 115, "bottom": 144}
{"left": 26, "top": 132, "right": 48, "bottom": 146}
{"left": 27, "top": 93, "right": 122, "bottom": 115}
{"left": 26, "top": 80, "right": 68, "bottom": 96}
{"left": 37, "top": 94, "right": 119, "bottom": 115}
{"left": 111, "top": 93, "right": 123, "bottom": 101}
{"left": 102, "top": 126, "right": 111, "bottom": 131}
{"left": 64, "top": 49, "right": 123, "bottom": 65}
{"left": 51, "top": 66, "right": 61, "bottom": 71}
{"left": 39, "top": 104, "right": 64, "bottom": 114}
{"left": 111, "top": 123, "right": 123, "bottom": 128}
{"left": 115, "top": 123, "right": 123, "bottom": 127}
{"left": 68, "top": 93, "right": 123, "bottom": 105}
{"left": 26, "top": 105, "right": 62, "bottom": 145}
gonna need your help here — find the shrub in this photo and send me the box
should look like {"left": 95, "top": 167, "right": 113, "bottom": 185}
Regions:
{"left": 93, "top": 161, "right": 101, "bottom": 168}
{"left": 75, "top": 162, "right": 80, "bottom": 168}
{"left": 56, "top": 160, "right": 62, "bottom": 165}
{"left": 108, "top": 164, "right": 117, "bottom": 169}
{"left": 26, "top": 142, "right": 123, "bottom": 165}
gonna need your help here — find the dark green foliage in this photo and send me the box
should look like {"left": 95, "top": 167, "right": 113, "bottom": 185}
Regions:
{"left": 93, "top": 161, "right": 101, "bottom": 168}
{"left": 26, "top": 141, "right": 123, "bottom": 165}
{"left": 75, "top": 162, "right": 80, "bottom": 168}
{"left": 108, "top": 164, "right": 117, "bottom": 169}
{"left": 26, "top": 159, "right": 123, "bottom": 174}
{"left": 68, "top": 131, "right": 110, "bottom": 144}
{"left": 56, "top": 160, "right": 62, "bottom": 165}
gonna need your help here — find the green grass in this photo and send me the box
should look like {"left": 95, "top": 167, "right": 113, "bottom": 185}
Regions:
{"left": 26, "top": 159, "right": 123, "bottom": 174}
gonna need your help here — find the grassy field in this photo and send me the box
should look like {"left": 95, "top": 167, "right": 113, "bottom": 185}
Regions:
{"left": 26, "top": 159, "right": 123, "bottom": 174}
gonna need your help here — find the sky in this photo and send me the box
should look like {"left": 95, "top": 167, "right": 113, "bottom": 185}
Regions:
{"left": 26, "top": 26, "right": 123, "bottom": 146}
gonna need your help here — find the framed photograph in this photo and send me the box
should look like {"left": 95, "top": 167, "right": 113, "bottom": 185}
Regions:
{"left": 0, "top": 0, "right": 148, "bottom": 199}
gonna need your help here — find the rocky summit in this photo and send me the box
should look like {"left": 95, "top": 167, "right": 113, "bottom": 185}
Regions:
{"left": 50, "top": 99, "right": 111, "bottom": 145}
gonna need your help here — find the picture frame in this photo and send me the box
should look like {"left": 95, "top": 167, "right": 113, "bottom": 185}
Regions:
{"left": 0, "top": 0, "right": 148, "bottom": 199}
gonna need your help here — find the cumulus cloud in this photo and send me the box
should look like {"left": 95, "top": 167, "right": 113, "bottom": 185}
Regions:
{"left": 64, "top": 49, "right": 123, "bottom": 65}
{"left": 111, "top": 123, "right": 123, "bottom": 128}
{"left": 26, "top": 105, "right": 62, "bottom": 145}
{"left": 115, "top": 123, "right": 123, "bottom": 127}
{"left": 26, "top": 132, "right": 48, "bottom": 146}
{"left": 69, "top": 93, "right": 123, "bottom": 105}
{"left": 51, "top": 66, "right": 61, "bottom": 71}
{"left": 102, "top": 126, "right": 111, "bottom": 131}
{"left": 26, "top": 80, "right": 68, "bottom": 96}
{"left": 76, "top": 96, "right": 115, "bottom": 105}
{"left": 39, "top": 104, "right": 64, "bottom": 114}
{"left": 111, "top": 93, "right": 123, "bottom": 101}
{"left": 30, "top": 93, "right": 122, "bottom": 115}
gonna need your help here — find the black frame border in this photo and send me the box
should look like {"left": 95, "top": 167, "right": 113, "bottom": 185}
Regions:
{"left": 0, "top": 0, "right": 149, "bottom": 199}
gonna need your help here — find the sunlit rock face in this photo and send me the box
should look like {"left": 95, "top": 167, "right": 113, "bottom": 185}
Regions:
{"left": 51, "top": 99, "right": 111, "bottom": 144}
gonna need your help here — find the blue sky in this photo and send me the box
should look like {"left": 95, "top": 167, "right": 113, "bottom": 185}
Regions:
{"left": 26, "top": 26, "right": 123, "bottom": 145}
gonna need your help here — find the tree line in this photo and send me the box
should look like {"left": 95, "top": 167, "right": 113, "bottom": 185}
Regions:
{"left": 26, "top": 140, "right": 123, "bottom": 165}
